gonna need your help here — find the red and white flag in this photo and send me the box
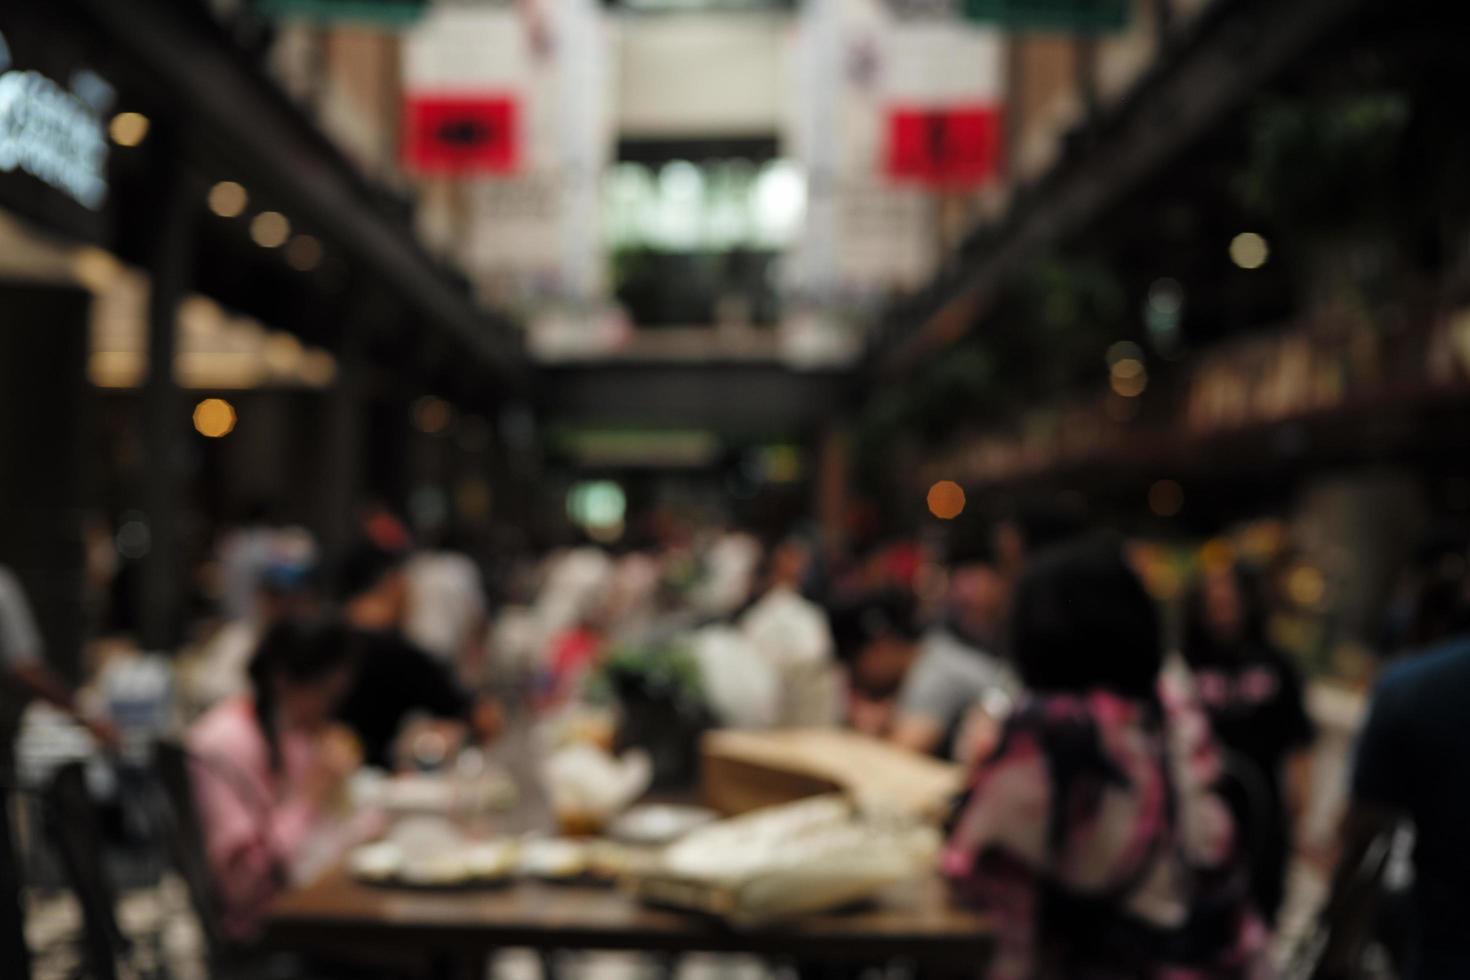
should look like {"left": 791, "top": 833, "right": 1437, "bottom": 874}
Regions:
{"left": 881, "top": 23, "right": 1004, "bottom": 188}
{"left": 401, "top": 8, "right": 528, "bottom": 177}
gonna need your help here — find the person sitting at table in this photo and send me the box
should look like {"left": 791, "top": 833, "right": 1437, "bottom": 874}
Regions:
{"left": 336, "top": 539, "right": 502, "bottom": 770}
{"left": 188, "top": 617, "right": 371, "bottom": 941}
{"left": 830, "top": 590, "right": 924, "bottom": 737}
{"left": 942, "top": 534, "right": 1267, "bottom": 980}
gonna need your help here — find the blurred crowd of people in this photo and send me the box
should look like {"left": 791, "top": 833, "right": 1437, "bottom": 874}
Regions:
{"left": 4, "top": 493, "right": 1470, "bottom": 979}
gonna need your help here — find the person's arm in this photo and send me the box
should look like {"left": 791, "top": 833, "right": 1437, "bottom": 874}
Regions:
{"left": 1315, "top": 800, "right": 1400, "bottom": 977}
{"left": 0, "top": 569, "right": 119, "bottom": 748}
{"left": 890, "top": 713, "right": 944, "bottom": 756}
{"left": 941, "top": 715, "right": 1050, "bottom": 980}
{"left": 1315, "top": 676, "right": 1406, "bottom": 975}
{"left": 889, "top": 646, "right": 957, "bottom": 756}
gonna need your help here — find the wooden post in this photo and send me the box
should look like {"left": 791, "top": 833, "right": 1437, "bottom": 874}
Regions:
{"left": 0, "top": 285, "right": 92, "bottom": 682}
{"left": 139, "top": 145, "right": 196, "bottom": 652}
{"left": 318, "top": 330, "right": 367, "bottom": 589}
{"left": 815, "top": 425, "right": 850, "bottom": 567}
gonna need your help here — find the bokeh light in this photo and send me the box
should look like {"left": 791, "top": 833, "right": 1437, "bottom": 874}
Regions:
{"left": 208, "top": 181, "right": 248, "bottom": 218}
{"left": 109, "top": 111, "right": 150, "bottom": 147}
{"left": 250, "top": 211, "right": 290, "bottom": 248}
{"left": 192, "top": 398, "right": 237, "bottom": 438}
{"left": 568, "top": 480, "right": 627, "bottom": 532}
{"left": 1229, "top": 232, "right": 1270, "bottom": 270}
{"left": 927, "top": 480, "right": 966, "bottom": 520}
{"left": 1110, "top": 357, "right": 1148, "bottom": 397}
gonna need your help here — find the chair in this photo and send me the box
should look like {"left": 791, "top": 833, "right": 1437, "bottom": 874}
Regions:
{"left": 150, "top": 740, "right": 228, "bottom": 959}
{"left": 44, "top": 761, "right": 127, "bottom": 980}
{"left": 1215, "top": 749, "right": 1274, "bottom": 867}
{"left": 0, "top": 780, "right": 32, "bottom": 980}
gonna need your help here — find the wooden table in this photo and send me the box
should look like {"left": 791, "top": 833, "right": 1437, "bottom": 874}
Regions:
{"left": 265, "top": 870, "right": 991, "bottom": 968}
{"left": 266, "top": 722, "right": 990, "bottom": 973}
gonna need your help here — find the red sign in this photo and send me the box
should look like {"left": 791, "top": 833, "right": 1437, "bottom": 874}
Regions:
{"left": 403, "top": 94, "right": 519, "bottom": 176}
{"left": 885, "top": 105, "right": 1002, "bottom": 188}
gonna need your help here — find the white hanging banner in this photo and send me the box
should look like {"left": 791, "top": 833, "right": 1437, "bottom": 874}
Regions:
{"left": 401, "top": 7, "right": 529, "bottom": 176}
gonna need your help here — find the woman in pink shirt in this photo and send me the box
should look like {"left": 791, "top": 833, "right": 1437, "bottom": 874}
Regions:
{"left": 187, "top": 618, "right": 364, "bottom": 941}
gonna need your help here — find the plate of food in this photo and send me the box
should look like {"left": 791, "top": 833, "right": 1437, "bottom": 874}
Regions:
{"left": 348, "top": 833, "right": 521, "bottom": 889}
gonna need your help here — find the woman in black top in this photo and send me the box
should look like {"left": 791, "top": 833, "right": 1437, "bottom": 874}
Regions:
{"left": 1183, "top": 562, "right": 1316, "bottom": 925}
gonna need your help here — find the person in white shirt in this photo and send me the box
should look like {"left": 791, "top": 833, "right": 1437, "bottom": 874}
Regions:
{"left": 405, "top": 546, "right": 487, "bottom": 679}
{"left": 739, "top": 539, "right": 841, "bottom": 727}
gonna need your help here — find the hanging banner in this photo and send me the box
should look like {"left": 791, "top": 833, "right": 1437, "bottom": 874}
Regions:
{"left": 401, "top": 7, "right": 527, "bottom": 177}
{"left": 881, "top": 22, "right": 1005, "bottom": 189}
{"left": 962, "top": 0, "right": 1129, "bottom": 32}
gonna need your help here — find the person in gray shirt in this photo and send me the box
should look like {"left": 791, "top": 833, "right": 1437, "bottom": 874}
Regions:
{"left": 891, "top": 544, "right": 1016, "bottom": 758}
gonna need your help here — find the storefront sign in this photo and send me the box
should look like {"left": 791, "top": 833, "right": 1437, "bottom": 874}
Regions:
{"left": 963, "top": 0, "right": 1129, "bottom": 31}
{"left": 254, "top": 0, "right": 429, "bottom": 26}
{"left": 0, "top": 29, "right": 108, "bottom": 211}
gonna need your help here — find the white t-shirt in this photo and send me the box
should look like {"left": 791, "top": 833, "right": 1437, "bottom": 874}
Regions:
{"left": 739, "top": 588, "right": 841, "bottom": 727}
{"left": 897, "top": 627, "right": 1018, "bottom": 735}
{"left": 405, "top": 551, "right": 487, "bottom": 665}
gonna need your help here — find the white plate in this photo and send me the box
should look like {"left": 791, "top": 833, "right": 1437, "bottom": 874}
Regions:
{"left": 347, "top": 842, "right": 403, "bottom": 882}
{"left": 519, "top": 839, "right": 588, "bottom": 879}
{"left": 609, "top": 804, "right": 718, "bottom": 845}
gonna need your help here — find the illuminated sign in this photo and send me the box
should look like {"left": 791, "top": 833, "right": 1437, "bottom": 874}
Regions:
{"left": 0, "top": 29, "right": 108, "bottom": 211}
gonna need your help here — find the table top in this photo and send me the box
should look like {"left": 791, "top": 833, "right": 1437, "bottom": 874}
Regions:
{"left": 266, "top": 869, "right": 992, "bottom": 963}
{"left": 266, "top": 720, "right": 990, "bottom": 964}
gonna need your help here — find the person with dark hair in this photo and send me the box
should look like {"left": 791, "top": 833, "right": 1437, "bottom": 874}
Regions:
{"left": 189, "top": 556, "right": 321, "bottom": 711}
{"left": 335, "top": 539, "right": 501, "bottom": 770}
{"left": 891, "top": 534, "right": 1016, "bottom": 758}
{"left": 830, "top": 590, "right": 924, "bottom": 736}
{"left": 943, "top": 535, "right": 1266, "bottom": 979}
{"left": 1182, "top": 562, "right": 1315, "bottom": 926}
{"left": 994, "top": 495, "right": 1092, "bottom": 585}
{"left": 187, "top": 618, "right": 368, "bottom": 940}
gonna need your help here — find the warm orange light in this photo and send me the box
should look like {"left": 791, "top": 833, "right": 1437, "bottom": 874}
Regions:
{"left": 1109, "top": 356, "right": 1148, "bottom": 398}
{"left": 250, "top": 211, "right": 290, "bottom": 248}
{"left": 1148, "top": 479, "right": 1183, "bottom": 517}
{"left": 208, "top": 181, "right": 248, "bottom": 218}
{"left": 927, "top": 480, "right": 966, "bottom": 520}
{"left": 109, "top": 112, "right": 149, "bottom": 147}
{"left": 193, "top": 398, "right": 237, "bottom": 438}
